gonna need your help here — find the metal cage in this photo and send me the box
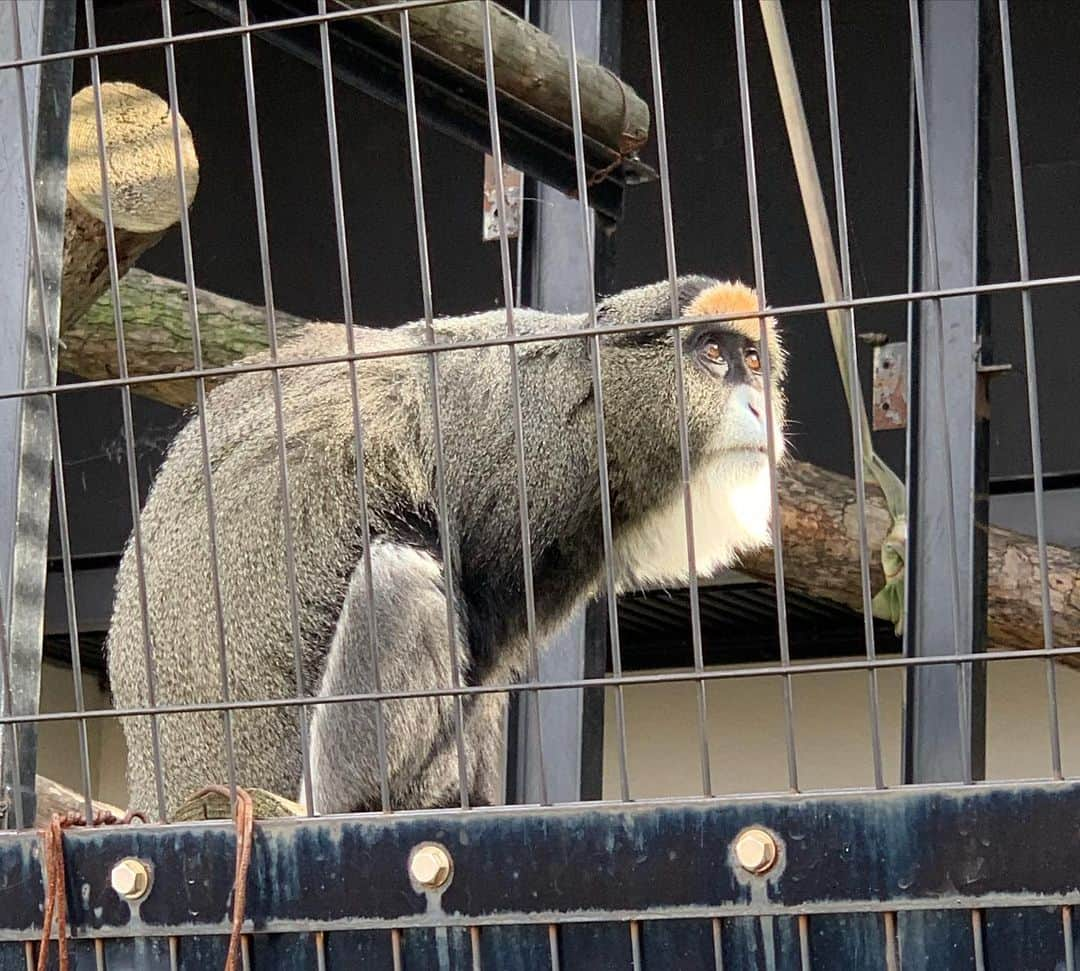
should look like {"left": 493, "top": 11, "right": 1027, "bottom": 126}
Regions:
{"left": 2, "top": 1, "right": 1079, "bottom": 968}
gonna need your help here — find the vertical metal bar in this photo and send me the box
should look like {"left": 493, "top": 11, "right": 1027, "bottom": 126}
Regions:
{"left": 315, "top": 931, "right": 327, "bottom": 971}
{"left": 513, "top": 0, "right": 529, "bottom": 318}
{"left": 160, "top": 0, "right": 238, "bottom": 805}
{"left": 0, "top": 597, "right": 19, "bottom": 831}
{"left": 470, "top": 926, "right": 482, "bottom": 971}
{"left": 1064, "top": 906, "right": 1076, "bottom": 971}
{"left": 506, "top": 0, "right": 614, "bottom": 807}
{"left": 820, "top": 0, "right": 884, "bottom": 790}
{"left": 0, "top": 0, "right": 78, "bottom": 829}
{"left": 645, "top": 0, "right": 712, "bottom": 797}
{"left": 236, "top": 0, "right": 316, "bottom": 813}
{"left": 712, "top": 918, "right": 724, "bottom": 971}
{"left": 899, "top": 68, "right": 917, "bottom": 787}
{"left": 0, "top": 515, "right": 24, "bottom": 829}
{"left": 398, "top": 7, "right": 471, "bottom": 807}
{"left": 629, "top": 921, "right": 643, "bottom": 971}
{"left": 971, "top": 910, "right": 986, "bottom": 971}
{"left": 95, "top": 938, "right": 106, "bottom": 971}
{"left": 883, "top": 912, "right": 900, "bottom": 971}
{"left": 86, "top": 0, "right": 181, "bottom": 821}
{"left": 479, "top": 0, "right": 548, "bottom": 806}
{"left": 169, "top": 936, "right": 179, "bottom": 971}
{"left": 798, "top": 915, "right": 812, "bottom": 969}
{"left": 905, "top": 0, "right": 988, "bottom": 786}
{"left": 732, "top": 0, "right": 799, "bottom": 792}
{"left": 548, "top": 925, "right": 561, "bottom": 971}
{"left": 315, "top": 0, "right": 392, "bottom": 811}
{"left": 997, "top": 0, "right": 1061, "bottom": 779}
{"left": 391, "top": 928, "right": 404, "bottom": 971}
{"left": 565, "top": 0, "right": 632, "bottom": 802}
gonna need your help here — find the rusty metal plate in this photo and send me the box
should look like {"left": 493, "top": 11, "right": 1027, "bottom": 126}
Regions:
{"left": 872, "top": 341, "right": 908, "bottom": 430}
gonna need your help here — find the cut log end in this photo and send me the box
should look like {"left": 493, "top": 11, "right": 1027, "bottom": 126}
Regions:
{"left": 67, "top": 81, "right": 199, "bottom": 234}
{"left": 34, "top": 774, "right": 125, "bottom": 829}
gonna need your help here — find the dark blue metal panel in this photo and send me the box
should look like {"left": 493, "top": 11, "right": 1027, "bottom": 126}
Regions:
{"left": 323, "top": 929, "right": 397, "bottom": 970}
{"left": 3, "top": 782, "right": 1080, "bottom": 943}
{"left": 639, "top": 918, "right": 715, "bottom": 970}
{"left": 805, "top": 913, "right": 889, "bottom": 970}
{"left": 556, "top": 922, "right": 633, "bottom": 969}
{"left": 982, "top": 907, "right": 1067, "bottom": 971}
{"left": 400, "top": 926, "right": 473, "bottom": 971}
{"left": 718, "top": 916, "right": 801, "bottom": 971}
{"left": 897, "top": 909, "right": 977, "bottom": 971}
{"left": 476, "top": 924, "right": 553, "bottom": 971}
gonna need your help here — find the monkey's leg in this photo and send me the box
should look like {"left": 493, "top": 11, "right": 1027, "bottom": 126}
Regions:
{"left": 306, "top": 540, "right": 474, "bottom": 814}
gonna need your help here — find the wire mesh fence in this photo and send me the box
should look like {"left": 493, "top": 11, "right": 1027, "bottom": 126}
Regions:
{"left": 0, "top": 0, "right": 1078, "bottom": 968}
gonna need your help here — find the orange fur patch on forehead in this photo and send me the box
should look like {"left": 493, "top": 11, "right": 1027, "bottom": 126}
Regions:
{"left": 686, "top": 281, "right": 784, "bottom": 376}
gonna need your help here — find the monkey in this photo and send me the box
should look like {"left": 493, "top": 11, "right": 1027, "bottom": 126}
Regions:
{"left": 105, "top": 275, "right": 786, "bottom": 818}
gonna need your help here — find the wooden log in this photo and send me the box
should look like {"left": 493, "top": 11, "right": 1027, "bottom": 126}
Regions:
{"left": 33, "top": 774, "right": 124, "bottom": 829}
{"left": 738, "top": 460, "right": 1080, "bottom": 660}
{"left": 346, "top": 0, "right": 651, "bottom": 156}
{"left": 61, "top": 275, "right": 1080, "bottom": 662}
{"left": 172, "top": 787, "right": 304, "bottom": 822}
{"left": 61, "top": 269, "right": 308, "bottom": 408}
{"left": 61, "top": 81, "right": 199, "bottom": 332}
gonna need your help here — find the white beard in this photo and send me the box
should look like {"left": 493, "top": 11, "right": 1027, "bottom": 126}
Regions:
{"left": 616, "top": 383, "right": 784, "bottom": 589}
{"left": 616, "top": 452, "right": 776, "bottom": 589}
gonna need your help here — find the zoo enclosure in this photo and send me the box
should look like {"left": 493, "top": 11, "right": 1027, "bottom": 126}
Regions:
{"left": 1, "top": 0, "right": 1080, "bottom": 969}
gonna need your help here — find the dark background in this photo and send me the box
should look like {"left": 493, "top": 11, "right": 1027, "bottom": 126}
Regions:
{"left": 51, "top": 0, "right": 1080, "bottom": 566}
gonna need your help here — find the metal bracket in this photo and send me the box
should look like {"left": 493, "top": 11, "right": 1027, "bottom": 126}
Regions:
{"left": 872, "top": 341, "right": 908, "bottom": 431}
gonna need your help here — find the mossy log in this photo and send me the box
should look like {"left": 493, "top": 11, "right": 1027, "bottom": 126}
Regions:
{"left": 739, "top": 461, "right": 1080, "bottom": 663}
{"left": 60, "top": 269, "right": 307, "bottom": 408}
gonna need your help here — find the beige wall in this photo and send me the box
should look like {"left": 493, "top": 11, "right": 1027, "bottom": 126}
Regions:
{"left": 38, "top": 659, "right": 128, "bottom": 807}
{"left": 601, "top": 657, "right": 1080, "bottom": 800}
{"left": 36, "top": 655, "right": 1080, "bottom": 810}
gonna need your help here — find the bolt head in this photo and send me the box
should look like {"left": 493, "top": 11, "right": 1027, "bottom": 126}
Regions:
{"left": 409, "top": 844, "right": 452, "bottom": 890}
{"left": 110, "top": 858, "right": 151, "bottom": 900}
{"left": 734, "top": 828, "right": 778, "bottom": 875}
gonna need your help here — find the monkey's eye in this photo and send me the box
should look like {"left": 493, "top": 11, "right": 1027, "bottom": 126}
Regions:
{"left": 703, "top": 339, "right": 724, "bottom": 364}
{"left": 744, "top": 347, "right": 762, "bottom": 373}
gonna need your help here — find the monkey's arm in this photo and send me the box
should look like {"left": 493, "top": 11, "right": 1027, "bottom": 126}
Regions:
{"left": 306, "top": 540, "right": 497, "bottom": 814}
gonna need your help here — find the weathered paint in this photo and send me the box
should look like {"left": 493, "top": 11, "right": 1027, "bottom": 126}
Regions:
{"left": 1, "top": 781, "right": 1079, "bottom": 943}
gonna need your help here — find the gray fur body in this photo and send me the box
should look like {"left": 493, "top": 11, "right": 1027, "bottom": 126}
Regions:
{"left": 106, "top": 276, "right": 786, "bottom": 817}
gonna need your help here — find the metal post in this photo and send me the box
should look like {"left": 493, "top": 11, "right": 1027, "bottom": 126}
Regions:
{"left": 504, "top": 0, "right": 619, "bottom": 805}
{"left": 0, "top": 0, "right": 77, "bottom": 828}
{"left": 904, "top": 0, "right": 990, "bottom": 784}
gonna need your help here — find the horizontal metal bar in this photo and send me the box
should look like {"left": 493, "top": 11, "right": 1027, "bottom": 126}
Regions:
{"left": 4, "top": 271, "right": 1080, "bottom": 404}
{"left": 0, "top": 0, "right": 460, "bottom": 73}
{"left": 4, "top": 642, "right": 1079, "bottom": 729}
{"left": 2, "top": 781, "right": 1079, "bottom": 936}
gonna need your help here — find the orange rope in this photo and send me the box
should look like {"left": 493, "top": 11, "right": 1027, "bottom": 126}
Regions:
{"left": 37, "top": 789, "right": 254, "bottom": 971}
{"left": 192, "top": 786, "right": 255, "bottom": 971}
{"left": 37, "top": 808, "right": 147, "bottom": 971}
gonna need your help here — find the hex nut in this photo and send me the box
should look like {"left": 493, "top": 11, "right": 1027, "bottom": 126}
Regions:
{"left": 110, "top": 858, "right": 151, "bottom": 900}
{"left": 409, "top": 843, "right": 453, "bottom": 890}
{"left": 733, "top": 828, "right": 778, "bottom": 875}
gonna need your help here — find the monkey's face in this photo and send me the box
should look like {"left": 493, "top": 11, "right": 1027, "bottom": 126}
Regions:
{"left": 686, "top": 326, "right": 785, "bottom": 465}
{"left": 682, "top": 283, "right": 787, "bottom": 475}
